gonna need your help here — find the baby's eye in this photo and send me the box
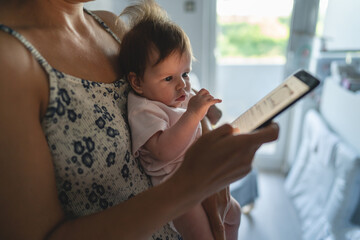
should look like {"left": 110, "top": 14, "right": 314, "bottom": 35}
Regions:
{"left": 164, "top": 76, "right": 173, "bottom": 81}
{"left": 182, "top": 72, "right": 189, "bottom": 79}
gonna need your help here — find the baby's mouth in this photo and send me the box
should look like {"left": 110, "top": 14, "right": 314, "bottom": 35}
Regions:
{"left": 175, "top": 94, "right": 186, "bottom": 102}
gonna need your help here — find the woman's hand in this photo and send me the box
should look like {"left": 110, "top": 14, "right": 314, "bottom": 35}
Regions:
{"left": 195, "top": 122, "right": 278, "bottom": 239}
{"left": 178, "top": 123, "right": 279, "bottom": 200}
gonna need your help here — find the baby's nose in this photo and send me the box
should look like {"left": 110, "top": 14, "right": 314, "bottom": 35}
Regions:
{"left": 177, "top": 78, "right": 186, "bottom": 89}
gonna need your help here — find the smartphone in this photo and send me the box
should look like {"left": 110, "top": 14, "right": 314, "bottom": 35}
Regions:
{"left": 231, "top": 69, "right": 320, "bottom": 133}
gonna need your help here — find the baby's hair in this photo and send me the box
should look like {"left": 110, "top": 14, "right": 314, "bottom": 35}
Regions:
{"left": 118, "top": 0, "right": 193, "bottom": 80}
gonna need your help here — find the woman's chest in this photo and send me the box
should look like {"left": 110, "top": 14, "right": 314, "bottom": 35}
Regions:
{"left": 42, "top": 77, "right": 152, "bottom": 216}
{"left": 24, "top": 27, "right": 121, "bottom": 84}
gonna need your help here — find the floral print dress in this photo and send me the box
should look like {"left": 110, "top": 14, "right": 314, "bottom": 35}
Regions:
{"left": 0, "top": 9, "right": 181, "bottom": 240}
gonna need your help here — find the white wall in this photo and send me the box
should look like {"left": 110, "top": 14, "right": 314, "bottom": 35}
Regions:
{"left": 322, "top": 0, "right": 360, "bottom": 51}
{"left": 156, "top": 0, "right": 206, "bottom": 87}
{"left": 84, "top": 1, "right": 127, "bottom": 14}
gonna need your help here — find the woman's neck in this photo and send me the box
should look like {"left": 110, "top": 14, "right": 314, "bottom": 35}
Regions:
{"left": 0, "top": 0, "right": 87, "bottom": 31}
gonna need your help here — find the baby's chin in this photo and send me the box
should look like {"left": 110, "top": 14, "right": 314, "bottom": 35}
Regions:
{"left": 170, "top": 100, "right": 184, "bottom": 108}
{"left": 171, "top": 103, "right": 182, "bottom": 108}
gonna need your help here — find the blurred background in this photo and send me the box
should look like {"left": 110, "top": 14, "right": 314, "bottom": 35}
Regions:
{"left": 86, "top": 1, "right": 360, "bottom": 239}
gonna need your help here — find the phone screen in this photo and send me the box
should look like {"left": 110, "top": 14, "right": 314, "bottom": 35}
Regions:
{"left": 231, "top": 74, "right": 312, "bottom": 133}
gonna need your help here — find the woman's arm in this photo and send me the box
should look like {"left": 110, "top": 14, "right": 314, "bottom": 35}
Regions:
{"left": 0, "top": 32, "right": 65, "bottom": 239}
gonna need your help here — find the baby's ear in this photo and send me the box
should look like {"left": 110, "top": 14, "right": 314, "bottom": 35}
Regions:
{"left": 128, "top": 72, "right": 143, "bottom": 95}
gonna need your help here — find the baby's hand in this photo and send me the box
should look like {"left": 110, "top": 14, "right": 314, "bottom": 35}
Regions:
{"left": 187, "top": 89, "right": 222, "bottom": 121}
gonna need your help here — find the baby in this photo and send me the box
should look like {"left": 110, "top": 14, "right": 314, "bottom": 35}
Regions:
{"left": 119, "top": 1, "right": 240, "bottom": 239}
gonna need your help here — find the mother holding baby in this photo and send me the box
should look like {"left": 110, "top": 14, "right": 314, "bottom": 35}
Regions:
{"left": 0, "top": 0, "right": 279, "bottom": 239}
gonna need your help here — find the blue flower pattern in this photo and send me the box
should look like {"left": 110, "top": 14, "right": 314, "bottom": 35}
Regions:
{"left": 0, "top": 10, "right": 181, "bottom": 240}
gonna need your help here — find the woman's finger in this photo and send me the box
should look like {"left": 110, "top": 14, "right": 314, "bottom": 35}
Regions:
{"left": 202, "top": 124, "right": 234, "bottom": 139}
{"left": 248, "top": 122, "right": 279, "bottom": 144}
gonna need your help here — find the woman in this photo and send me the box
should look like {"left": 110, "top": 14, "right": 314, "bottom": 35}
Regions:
{"left": 0, "top": 0, "right": 279, "bottom": 239}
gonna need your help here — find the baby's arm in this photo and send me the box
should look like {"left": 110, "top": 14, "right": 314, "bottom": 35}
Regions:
{"left": 144, "top": 89, "right": 221, "bottom": 162}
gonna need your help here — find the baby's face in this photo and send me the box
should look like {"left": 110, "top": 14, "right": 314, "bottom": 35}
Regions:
{"left": 140, "top": 50, "right": 192, "bottom": 108}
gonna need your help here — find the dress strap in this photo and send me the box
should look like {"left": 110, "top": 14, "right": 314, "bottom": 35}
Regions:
{"left": 84, "top": 8, "right": 121, "bottom": 44}
{"left": 0, "top": 24, "right": 54, "bottom": 74}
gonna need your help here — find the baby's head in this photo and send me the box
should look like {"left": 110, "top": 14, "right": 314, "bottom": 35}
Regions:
{"left": 119, "top": 0, "right": 194, "bottom": 107}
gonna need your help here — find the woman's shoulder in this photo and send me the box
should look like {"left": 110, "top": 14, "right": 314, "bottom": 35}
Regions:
{"left": 0, "top": 29, "right": 48, "bottom": 114}
{"left": 92, "top": 10, "right": 128, "bottom": 40}
{"left": 0, "top": 30, "right": 40, "bottom": 83}
{"left": 0, "top": 30, "right": 25, "bottom": 67}
{"left": 0, "top": 29, "right": 44, "bottom": 75}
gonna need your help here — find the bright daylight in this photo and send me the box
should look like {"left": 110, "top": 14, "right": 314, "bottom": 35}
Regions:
{"left": 217, "top": 0, "right": 293, "bottom": 64}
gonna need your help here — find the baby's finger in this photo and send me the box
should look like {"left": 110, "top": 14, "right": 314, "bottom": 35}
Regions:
{"left": 205, "top": 95, "right": 222, "bottom": 103}
{"left": 210, "top": 98, "right": 222, "bottom": 104}
{"left": 202, "top": 94, "right": 221, "bottom": 103}
{"left": 197, "top": 88, "right": 210, "bottom": 95}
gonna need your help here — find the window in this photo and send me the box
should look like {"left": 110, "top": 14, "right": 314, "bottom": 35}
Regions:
{"left": 215, "top": 0, "right": 294, "bottom": 169}
{"left": 217, "top": 0, "right": 292, "bottom": 64}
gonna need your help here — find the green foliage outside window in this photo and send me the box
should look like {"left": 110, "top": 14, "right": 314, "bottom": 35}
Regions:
{"left": 217, "top": 17, "right": 290, "bottom": 59}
